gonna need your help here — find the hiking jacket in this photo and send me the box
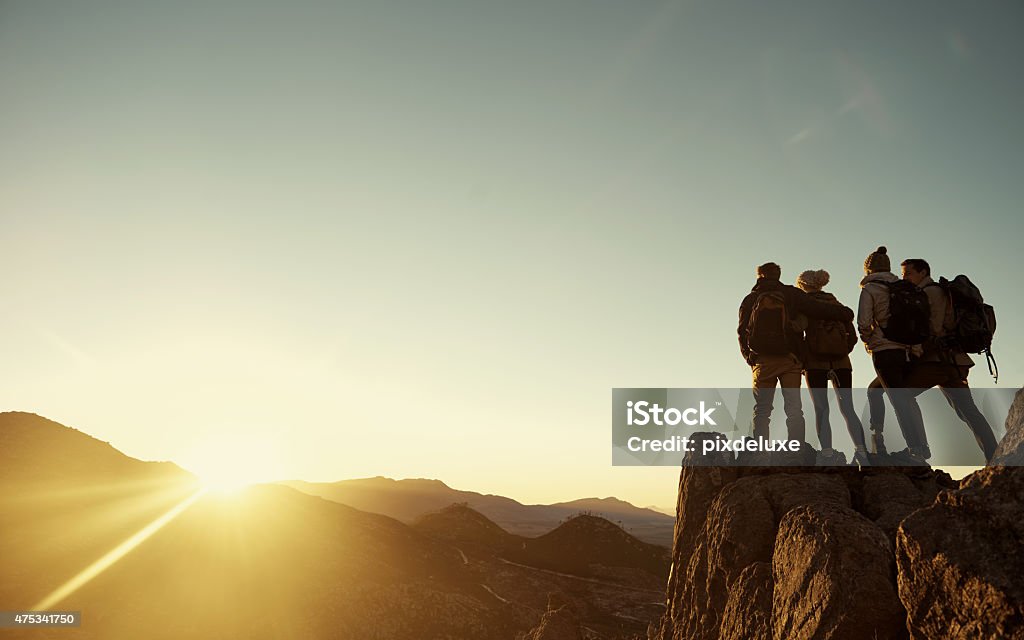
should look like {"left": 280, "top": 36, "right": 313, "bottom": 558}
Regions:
{"left": 920, "top": 276, "right": 974, "bottom": 367}
{"left": 795, "top": 291, "right": 857, "bottom": 371}
{"left": 738, "top": 278, "right": 854, "bottom": 364}
{"left": 857, "top": 272, "right": 912, "bottom": 354}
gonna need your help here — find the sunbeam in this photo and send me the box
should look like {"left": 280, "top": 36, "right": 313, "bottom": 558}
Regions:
{"left": 31, "top": 487, "right": 208, "bottom": 611}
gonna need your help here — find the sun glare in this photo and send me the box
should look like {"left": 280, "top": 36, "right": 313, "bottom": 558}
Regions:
{"left": 183, "top": 434, "right": 283, "bottom": 494}
{"left": 199, "top": 474, "right": 253, "bottom": 494}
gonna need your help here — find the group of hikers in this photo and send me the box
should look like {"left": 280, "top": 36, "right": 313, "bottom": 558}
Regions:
{"left": 738, "top": 246, "right": 999, "bottom": 467}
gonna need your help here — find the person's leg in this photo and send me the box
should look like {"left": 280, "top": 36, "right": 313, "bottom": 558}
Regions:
{"left": 872, "top": 350, "right": 928, "bottom": 459}
{"left": 778, "top": 357, "right": 806, "bottom": 443}
{"left": 832, "top": 369, "right": 867, "bottom": 450}
{"left": 751, "top": 359, "right": 780, "bottom": 441}
{"left": 804, "top": 369, "right": 831, "bottom": 450}
{"left": 939, "top": 370, "right": 998, "bottom": 464}
{"left": 867, "top": 377, "right": 886, "bottom": 441}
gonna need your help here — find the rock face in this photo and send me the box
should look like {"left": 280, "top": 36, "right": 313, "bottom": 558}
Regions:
{"left": 654, "top": 458, "right": 941, "bottom": 640}
{"left": 897, "top": 466, "right": 1024, "bottom": 639}
{"left": 653, "top": 386, "right": 1024, "bottom": 640}
{"left": 992, "top": 387, "right": 1024, "bottom": 465}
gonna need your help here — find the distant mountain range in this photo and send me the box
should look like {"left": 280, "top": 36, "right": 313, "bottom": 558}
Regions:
{"left": 281, "top": 476, "right": 675, "bottom": 547}
{"left": 0, "top": 412, "right": 667, "bottom": 639}
{"left": 414, "top": 503, "right": 668, "bottom": 579}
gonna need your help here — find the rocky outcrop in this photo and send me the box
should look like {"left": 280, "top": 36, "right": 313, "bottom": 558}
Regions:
{"left": 897, "top": 466, "right": 1024, "bottom": 639}
{"left": 654, "top": 386, "right": 1024, "bottom": 640}
{"left": 655, "top": 456, "right": 939, "bottom": 640}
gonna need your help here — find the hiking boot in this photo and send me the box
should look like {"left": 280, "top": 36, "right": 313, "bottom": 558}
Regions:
{"left": 852, "top": 448, "right": 871, "bottom": 468}
{"left": 816, "top": 448, "right": 848, "bottom": 467}
{"left": 870, "top": 428, "right": 887, "bottom": 455}
{"left": 888, "top": 448, "right": 929, "bottom": 467}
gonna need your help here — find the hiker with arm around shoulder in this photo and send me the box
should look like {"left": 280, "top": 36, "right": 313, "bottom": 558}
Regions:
{"left": 738, "top": 262, "right": 853, "bottom": 446}
{"left": 795, "top": 269, "right": 870, "bottom": 467}
{"left": 739, "top": 271, "right": 854, "bottom": 364}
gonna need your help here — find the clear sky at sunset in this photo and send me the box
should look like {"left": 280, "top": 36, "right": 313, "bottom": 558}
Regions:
{"left": 2, "top": 0, "right": 1022, "bottom": 508}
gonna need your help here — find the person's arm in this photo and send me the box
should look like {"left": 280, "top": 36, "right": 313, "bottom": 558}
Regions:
{"left": 923, "top": 284, "right": 946, "bottom": 337}
{"left": 738, "top": 296, "right": 753, "bottom": 364}
{"left": 790, "top": 288, "right": 854, "bottom": 322}
{"left": 857, "top": 288, "right": 875, "bottom": 346}
{"left": 845, "top": 319, "right": 858, "bottom": 351}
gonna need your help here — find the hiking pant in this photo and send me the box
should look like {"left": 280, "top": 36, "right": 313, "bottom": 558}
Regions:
{"left": 872, "top": 350, "right": 928, "bottom": 453}
{"left": 867, "top": 376, "right": 886, "bottom": 432}
{"left": 804, "top": 368, "right": 867, "bottom": 451}
{"left": 906, "top": 362, "right": 998, "bottom": 463}
{"left": 751, "top": 354, "right": 805, "bottom": 442}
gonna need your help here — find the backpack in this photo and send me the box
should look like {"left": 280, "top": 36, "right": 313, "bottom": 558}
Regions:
{"left": 937, "top": 275, "right": 998, "bottom": 382}
{"left": 881, "top": 280, "right": 931, "bottom": 346}
{"left": 805, "top": 294, "right": 854, "bottom": 358}
{"left": 747, "top": 290, "right": 791, "bottom": 356}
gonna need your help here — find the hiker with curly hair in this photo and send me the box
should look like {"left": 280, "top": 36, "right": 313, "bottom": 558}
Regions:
{"left": 794, "top": 269, "right": 870, "bottom": 467}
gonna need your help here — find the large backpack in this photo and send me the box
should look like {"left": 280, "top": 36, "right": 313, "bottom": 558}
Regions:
{"left": 937, "top": 275, "right": 998, "bottom": 382}
{"left": 805, "top": 293, "right": 854, "bottom": 358}
{"left": 881, "top": 280, "right": 931, "bottom": 346}
{"left": 747, "top": 290, "right": 790, "bottom": 356}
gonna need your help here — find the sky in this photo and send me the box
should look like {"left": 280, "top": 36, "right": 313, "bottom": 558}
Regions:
{"left": 2, "top": 0, "right": 1022, "bottom": 509}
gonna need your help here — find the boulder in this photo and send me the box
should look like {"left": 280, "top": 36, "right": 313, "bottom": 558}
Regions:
{"left": 773, "top": 503, "right": 906, "bottom": 640}
{"left": 860, "top": 472, "right": 933, "bottom": 539}
{"left": 897, "top": 466, "right": 1024, "bottom": 639}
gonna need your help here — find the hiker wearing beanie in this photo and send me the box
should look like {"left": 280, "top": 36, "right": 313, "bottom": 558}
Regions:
{"left": 857, "top": 246, "right": 930, "bottom": 463}
{"left": 794, "top": 269, "right": 870, "bottom": 467}
{"left": 738, "top": 262, "right": 854, "bottom": 445}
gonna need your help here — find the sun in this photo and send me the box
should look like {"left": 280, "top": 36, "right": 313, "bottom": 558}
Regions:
{"left": 199, "top": 472, "right": 254, "bottom": 494}
{"left": 183, "top": 434, "right": 281, "bottom": 495}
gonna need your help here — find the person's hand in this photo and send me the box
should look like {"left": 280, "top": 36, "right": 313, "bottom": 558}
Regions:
{"left": 936, "top": 335, "right": 958, "bottom": 351}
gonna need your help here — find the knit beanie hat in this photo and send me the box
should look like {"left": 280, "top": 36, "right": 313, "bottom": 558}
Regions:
{"left": 796, "top": 269, "right": 830, "bottom": 292}
{"left": 756, "top": 262, "right": 781, "bottom": 280}
{"left": 864, "top": 246, "right": 890, "bottom": 274}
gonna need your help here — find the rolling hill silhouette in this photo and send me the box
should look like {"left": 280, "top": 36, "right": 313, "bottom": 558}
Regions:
{"left": 413, "top": 504, "right": 669, "bottom": 579}
{"left": 282, "top": 476, "right": 675, "bottom": 546}
{"left": 517, "top": 514, "right": 669, "bottom": 579}
{"left": 0, "top": 412, "right": 667, "bottom": 639}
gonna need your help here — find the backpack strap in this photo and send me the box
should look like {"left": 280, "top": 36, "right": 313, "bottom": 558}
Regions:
{"left": 986, "top": 350, "right": 999, "bottom": 384}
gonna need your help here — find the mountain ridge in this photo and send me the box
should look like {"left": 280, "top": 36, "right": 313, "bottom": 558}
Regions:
{"left": 282, "top": 476, "right": 675, "bottom": 546}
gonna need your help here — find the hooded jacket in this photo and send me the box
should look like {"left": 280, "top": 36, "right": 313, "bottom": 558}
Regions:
{"left": 857, "top": 272, "right": 908, "bottom": 354}
{"left": 738, "top": 278, "right": 854, "bottom": 363}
